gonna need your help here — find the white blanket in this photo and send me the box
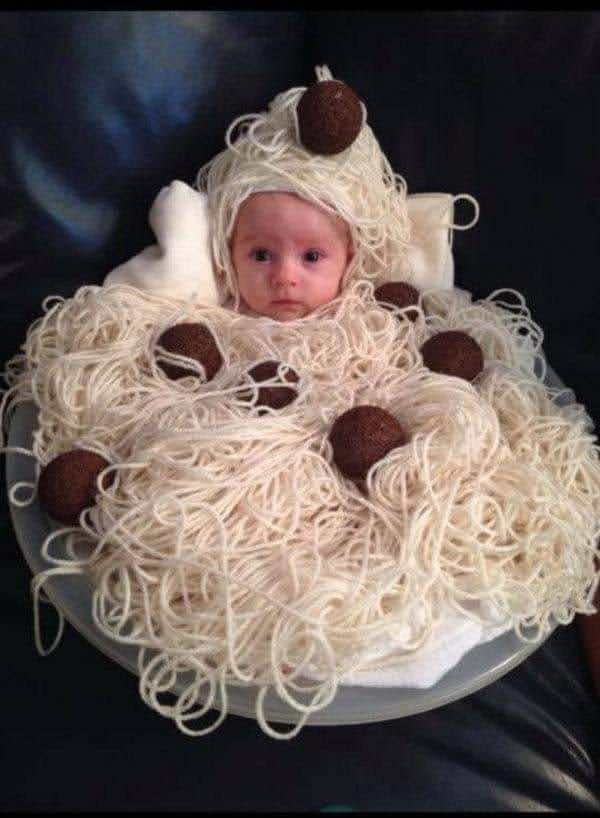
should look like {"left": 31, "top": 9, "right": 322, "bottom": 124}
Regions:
{"left": 337, "top": 606, "right": 510, "bottom": 688}
{"left": 104, "top": 181, "right": 219, "bottom": 304}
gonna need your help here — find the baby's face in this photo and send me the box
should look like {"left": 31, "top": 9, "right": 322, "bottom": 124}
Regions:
{"left": 230, "top": 192, "right": 352, "bottom": 321}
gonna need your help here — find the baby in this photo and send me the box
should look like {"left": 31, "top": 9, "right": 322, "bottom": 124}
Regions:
{"left": 230, "top": 191, "right": 353, "bottom": 321}
{"left": 195, "top": 65, "right": 419, "bottom": 315}
{"left": 105, "top": 66, "right": 462, "bottom": 318}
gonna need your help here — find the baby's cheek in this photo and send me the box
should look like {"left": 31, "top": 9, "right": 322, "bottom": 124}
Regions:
{"left": 309, "top": 281, "right": 340, "bottom": 309}
{"left": 323, "top": 267, "right": 345, "bottom": 299}
{"left": 236, "top": 267, "right": 255, "bottom": 292}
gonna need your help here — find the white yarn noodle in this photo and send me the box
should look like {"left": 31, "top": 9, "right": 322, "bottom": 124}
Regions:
{"left": 2, "top": 280, "right": 599, "bottom": 739}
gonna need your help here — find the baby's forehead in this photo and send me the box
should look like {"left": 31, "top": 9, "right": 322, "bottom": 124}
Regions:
{"left": 233, "top": 191, "right": 350, "bottom": 242}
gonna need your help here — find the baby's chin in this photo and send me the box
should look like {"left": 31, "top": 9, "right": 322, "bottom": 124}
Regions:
{"left": 256, "top": 301, "right": 311, "bottom": 321}
{"left": 269, "top": 304, "right": 310, "bottom": 321}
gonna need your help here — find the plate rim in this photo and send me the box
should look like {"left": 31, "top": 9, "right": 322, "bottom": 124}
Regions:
{"left": 6, "top": 360, "right": 567, "bottom": 727}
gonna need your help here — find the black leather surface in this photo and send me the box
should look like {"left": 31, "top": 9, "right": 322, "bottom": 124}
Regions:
{"left": 1, "top": 10, "right": 598, "bottom": 811}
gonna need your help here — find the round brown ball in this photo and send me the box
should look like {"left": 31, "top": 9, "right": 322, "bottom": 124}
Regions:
{"left": 38, "top": 449, "right": 114, "bottom": 526}
{"left": 375, "top": 281, "right": 421, "bottom": 322}
{"left": 157, "top": 323, "right": 223, "bottom": 381}
{"left": 297, "top": 79, "right": 363, "bottom": 155}
{"left": 243, "top": 360, "right": 300, "bottom": 412}
{"left": 421, "top": 330, "right": 484, "bottom": 381}
{"left": 329, "top": 405, "right": 408, "bottom": 480}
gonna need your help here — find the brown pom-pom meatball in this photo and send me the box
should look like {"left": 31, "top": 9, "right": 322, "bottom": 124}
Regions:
{"left": 421, "top": 330, "right": 484, "bottom": 381}
{"left": 329, "top": 405, "right": 408, "bottom": 480}
{"left": 38, "top": 449, "right": 114, "bottom": 525}
{"left": 297, "top": 79, "right": 363, "bottom": 155}
{"left": 157, "top": 323, "right": 223, "bottom": 381}
{"left": 374, "top": 281, "right": 421, "bottom": 322}
{"left": 242, "top": 360, "right": 300, "bottom": 412}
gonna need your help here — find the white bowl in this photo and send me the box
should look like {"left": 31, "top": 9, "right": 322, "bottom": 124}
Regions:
{"left": 7, "top": 364, "right": 571, "bottom": 726}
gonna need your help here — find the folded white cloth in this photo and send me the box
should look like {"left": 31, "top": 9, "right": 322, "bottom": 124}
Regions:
{"left": 103, "top": 180, "right": 477, "bottom": 301}
{"left": 337, "top": 606, "right": 510, "bottom": 688}
{"left": 403, "top": 192, "right": 457, "bottom": 290}
{"left": 104, "top": 180, "right": 219, "bottom": 305}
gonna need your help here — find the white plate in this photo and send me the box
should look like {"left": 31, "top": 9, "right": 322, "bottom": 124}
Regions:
{"left": 7, "top": 364, "right": 572, "bottom": 726}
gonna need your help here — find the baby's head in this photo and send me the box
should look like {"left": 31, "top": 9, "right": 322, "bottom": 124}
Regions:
{"left": 196, "top": 65, "right": 413, "bottom": 317}
{"left": 230, "top": 191, "right": 353, "bottom": 320}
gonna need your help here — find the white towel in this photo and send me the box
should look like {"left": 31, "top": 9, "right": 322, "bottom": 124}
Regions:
{"left": 337, "top": 606, "right": 511, "bottom": 689}
{"left": 104, "top": 180, "right": 219, "bottom": 305}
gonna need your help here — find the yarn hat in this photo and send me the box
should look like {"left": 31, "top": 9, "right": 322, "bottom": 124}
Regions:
{"left": 195, "top": 65, "right": 414, "bottom": 306}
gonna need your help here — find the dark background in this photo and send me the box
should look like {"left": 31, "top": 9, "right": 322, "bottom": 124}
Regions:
{"left": 1, "top": 10, "right": 598, "bottom": 811}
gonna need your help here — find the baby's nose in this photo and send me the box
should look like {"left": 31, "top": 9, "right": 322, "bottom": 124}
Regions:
{"left": 271, "top": 258, "right": 298, "bottom": 287}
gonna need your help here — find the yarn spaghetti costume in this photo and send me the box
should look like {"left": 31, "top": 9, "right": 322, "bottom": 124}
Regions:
{"left": 1, "top": 66, "right": 599, "bottom": 739}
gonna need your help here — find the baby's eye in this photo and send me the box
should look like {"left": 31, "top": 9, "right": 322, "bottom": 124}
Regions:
{"left": 304, "top": 249, "right": 322, "bottom": 263}
{"left": 252, "top": 248, "right": 272, "bottom": 262}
